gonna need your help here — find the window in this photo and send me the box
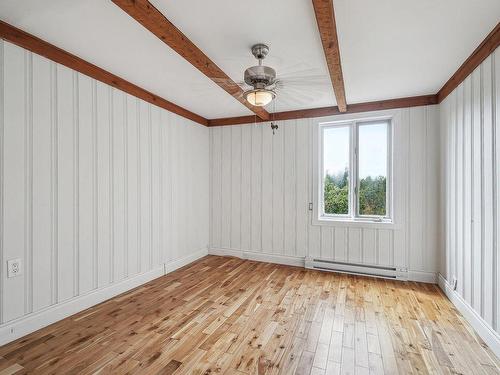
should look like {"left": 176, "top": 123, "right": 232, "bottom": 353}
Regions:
{"left": 317, "top": 118, "right": 392, "bottom": 222}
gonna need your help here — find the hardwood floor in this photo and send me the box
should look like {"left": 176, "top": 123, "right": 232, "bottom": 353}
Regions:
{"left": 0, "top": 255, "right": 498, "bottom": 374}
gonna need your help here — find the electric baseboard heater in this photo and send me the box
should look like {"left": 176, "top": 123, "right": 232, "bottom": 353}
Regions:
{"left": 305, "top": 258, "right": 408, "bottom": 280}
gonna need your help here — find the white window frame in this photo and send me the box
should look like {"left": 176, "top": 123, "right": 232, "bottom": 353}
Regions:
{"left": 313, "top": 115, "right": 393, "bottom": 226}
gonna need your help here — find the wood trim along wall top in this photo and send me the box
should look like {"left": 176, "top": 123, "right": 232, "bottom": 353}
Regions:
{"left": 437, "top": 22, "right": 500, "bottom": 103}
{"left": 0, "top": 20, "right": 209, "bottom": 126}
{"left": 207, "top": 94, "right": 438, "bottom": 126}
{"left": 111, "top": 0, "right": 270, "bottom": 121}
{"left": 312, "top": 0, "right": 347, "bottom": 112}
{"left": 1, "top": 19, "right": 498, "bottom": 127}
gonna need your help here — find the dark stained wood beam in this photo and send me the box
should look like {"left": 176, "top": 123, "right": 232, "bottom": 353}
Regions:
{"left": 112, "top": 0, "right": 270, "bottom": 121}
{"left": 207, "top": 94, "right": 438, "bottom": 126}
{"left": 438, "top": 22, "right": 500, "bottom": 103}
{"left": 347, "top": 94, "right": 438, "bottom": 113}
{"left": 0, "top": 20, "right": 208, "bottom": 126}
{"left": 312, "top": 0, "right": 347, "bottom": 112}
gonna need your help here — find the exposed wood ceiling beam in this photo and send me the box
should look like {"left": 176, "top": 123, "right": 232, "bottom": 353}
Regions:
{"left": 208, "top": 94, "right": 438, "bottom": 126}
{"left": 312, "top": 0, "right": 347, "bottom": 112}
{"left": 112, "top": 0, "right": 270, "bottom": 121}
{"left": 0, "top": 20, "right": 208, "bottom": 126}
{"left": 437, "top": 22, "right": 500, "bottom": 103}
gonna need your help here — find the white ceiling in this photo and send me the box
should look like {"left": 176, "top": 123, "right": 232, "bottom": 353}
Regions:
{"left": 0, "top": 0, "right": 499, "bottom": 118}
{"left": 335, "top": 0, "right": 500, "bottom": 103}
{"left": 0, "top": 0, "right": 252, "bottom": 119}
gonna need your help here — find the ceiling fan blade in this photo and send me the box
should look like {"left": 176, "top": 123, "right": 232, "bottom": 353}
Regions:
{"left": 273, "top": 80, "right": 331, "bottom": 92}
{"left": 272, "top": 85, "right": 329, "bottom": 107}
{"left": 275, "top": 74, "right": 330, "bottom": 83}
{"left": 276, "top": 63, "right": 328, "bottom": 77}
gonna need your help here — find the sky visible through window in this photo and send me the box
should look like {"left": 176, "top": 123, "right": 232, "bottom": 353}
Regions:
{"left": 323, "top": 122, "right": 387, "bottom": 179}
{"left": 358, "top": 123, "right": 387, "bottom": 179}
{"left": 323, "top": 126, "right": 349, "bottom": 178}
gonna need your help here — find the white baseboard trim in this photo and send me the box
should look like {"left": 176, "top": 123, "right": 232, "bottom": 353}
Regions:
{"left": 0, "top": 247, "right": 208, "bottom": 346}
{"left": 209, "top": 248, "right": 305, "bottom": 267}
{"left": 209, "top": 248, "right": 438, "bottom": 284}
{"left": 0, "top": 267, "right": 163, "bottom": 346}
{"left": 165, "top": 247, "right": 208, "bottom": 273}
{"left": 438, "top": 273, "right": 500, "bottom": 358}
{"left": 408, "top": 270, "right": 437, "bottom": 283}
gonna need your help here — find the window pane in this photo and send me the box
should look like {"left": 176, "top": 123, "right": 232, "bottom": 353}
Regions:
{"left": 323, "top": 126, "right": 350, "bottom": 215}
{"left": 358, "top": 122, "right": 388, "bottom": 216}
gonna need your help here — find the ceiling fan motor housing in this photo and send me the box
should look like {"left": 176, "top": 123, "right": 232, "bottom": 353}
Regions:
{"left": 244, "top": 65, "right": 277, "bottom": 89}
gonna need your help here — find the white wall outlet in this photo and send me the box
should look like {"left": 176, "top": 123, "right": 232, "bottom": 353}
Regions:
{"left": 7, "top": 258, "right": 22, "bottom": 278}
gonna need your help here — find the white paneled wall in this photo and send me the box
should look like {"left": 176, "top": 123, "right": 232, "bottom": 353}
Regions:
{"left": 440, "top": 49, "right": 499, "bottom": 342}
{"left": 209, "top": 106, "right": 440, "bottom": 280}
{"left": 0, "top": 41, "right": 209, "bottom": 329}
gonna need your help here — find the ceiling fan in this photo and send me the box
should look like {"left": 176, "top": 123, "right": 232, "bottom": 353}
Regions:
{"left": 197, "top": 44, "right": 331, "bottom": 110}
{"left": 238, "top": 43, "right": 331, "bottom": 109}
{"left": 242, "top": 43, "right": 277, "bottom": 107}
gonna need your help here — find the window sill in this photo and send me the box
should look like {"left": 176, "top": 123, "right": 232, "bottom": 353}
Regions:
{"left": 312, "top": 216, "right": 398, "bottom": 229}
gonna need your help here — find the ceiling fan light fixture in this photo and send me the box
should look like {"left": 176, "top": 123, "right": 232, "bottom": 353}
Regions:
{"left": 243, "top": 88, "right": 276, "bottom": 107}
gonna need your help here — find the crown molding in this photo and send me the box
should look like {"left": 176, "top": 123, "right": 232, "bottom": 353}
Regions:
{"left": 208, "top": 95, "right": 438, "bottom": 126}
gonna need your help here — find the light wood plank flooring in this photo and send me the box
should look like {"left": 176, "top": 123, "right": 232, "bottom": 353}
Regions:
{"left": 0, "top": 255, "right": 498, "bottom": 374}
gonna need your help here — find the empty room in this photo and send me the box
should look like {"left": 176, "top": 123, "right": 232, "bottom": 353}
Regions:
{"left": 0, "top": 0, "right": 499, "bottom": 374}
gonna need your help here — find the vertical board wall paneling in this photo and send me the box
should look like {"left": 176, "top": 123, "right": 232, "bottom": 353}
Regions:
{"left": 78, "top": 74, "right": 94, "bottom": 294}
{"left": 283, "top": 120, "right": 297, "bottom": 256}
{"left": 151, "top": 105, "right": 160, "bottom": 268}
{"left": 230, "top": 126, "right": 241, "bottom": 250}
{"left": 220, "top": 127, "right": 231, "bottom": 249}
{"left": 261, "top": 124, "right": 273, "bottom": 253}
{"left": 295, "top": 119, "right": 309, "bottom": 257}
{"left": 112, "top": 89, "right": 126, "bottom": 282}
{"left": 408, "top": 107, "right": 425, "bottom": 273}
{"left": 56, "top": 64, "right": 75, "bottom": 301}
{"left": 392, "top": 109, "right": 408, "bottom": 269}
{"left": 126, "top": 96, "right": 138, "bottom": 277}
{"left": 139, "top": 101, "right": 151, "bottom": 273}
{"left": 160, "top": 109, "right": 168, "bottom": 263}
{"left": 3, "top": 42, "right": 27, "bottom": 321}
{"left": 482, "top": 56, "right": 494, "bottom": 326}
{"left": 32, "top": 54, "right": 52, "bottom": 312}
{"left": 211, "top": 127, "right": 221, "bottom": 249}
{"left": 471, "top": 67, "right": 483, "bottom": 313}
{"left": 209, "top": 106, "right": 440, "bottom": 276}
{"left": 0, "top": 41, "right": 209, "bottom": 325}
{"left": 449, "top": 90, "right": 457, "bottom": 287}
{"left": 462, "top": 76, "right": 473, "bottom": 304}
{"left": 0, "top": 38, "right": 4, "bottom": 324}
{"left": 272, "top": 123, "right": 284, "bottom": 254}
{"left": 96, "top": 82, "right": 111, "bottom": 289}
{"left": 456, "top": 83, "right": 464, "bottom": 296}
{"left": 441, "top": 49, "right": 499, "bottom": 336}
{"left": 494, "top": 51, "right": 500, "bottom": 332}
{"left": 251, "top": 124, "right": 263, "bottom": 252}
{"left": 240, "top": 125, "right": 252, "bottom": 251}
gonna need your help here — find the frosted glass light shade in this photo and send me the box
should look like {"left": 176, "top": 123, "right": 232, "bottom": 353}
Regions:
{"left": 243, "top": 89, "right": 276, "bottom": 106}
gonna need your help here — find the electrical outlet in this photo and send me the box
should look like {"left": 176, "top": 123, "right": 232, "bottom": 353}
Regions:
{"left": 7, "top": 258, "right": 22, "bottom": 278}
